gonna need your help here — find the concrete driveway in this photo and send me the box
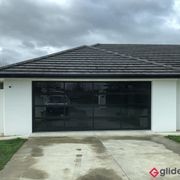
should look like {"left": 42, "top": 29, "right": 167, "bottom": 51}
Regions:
{"left": 0, "top": 133, "right": 180, "bottom": 180}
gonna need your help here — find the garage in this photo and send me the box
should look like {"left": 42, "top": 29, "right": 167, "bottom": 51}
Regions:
{"left": 1, "top": 44, "right": 180, "bottom": 135}
{"left": 32, "top": 81, "right": 151, "bottom": 132}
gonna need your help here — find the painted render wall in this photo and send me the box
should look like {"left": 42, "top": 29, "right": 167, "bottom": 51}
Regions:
{"left": 0, "top": 89, "right": 4, "bottom": 135}
{"left": 4, "top": 79, "right": 32, "bottom": 136}
{"left": 2, "top": 78, "right": 179, "bottom": 135}
{"left": 177, "top": 80, "right": 180, "bottom": 130}
{"left": 151, "top": 80, "right": 177, "bottom": 132}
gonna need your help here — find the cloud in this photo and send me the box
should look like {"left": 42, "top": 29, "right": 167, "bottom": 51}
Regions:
{"left": 0, "top": 0, "right": 180, "bottom": 64}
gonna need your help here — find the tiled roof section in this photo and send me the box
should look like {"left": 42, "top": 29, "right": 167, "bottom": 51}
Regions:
{"left": 94, "top": 44, "right": 180, "bottom": 69}
{"left": 0, "top": 44, "right": 180, "bottom": 78}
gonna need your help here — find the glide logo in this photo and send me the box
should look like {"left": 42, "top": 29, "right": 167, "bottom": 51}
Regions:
{"left": 149, "top": 168, "right": 159, "bottom": 177}
{"left": 149, "top": 167, "right": 180, "bottom": 177}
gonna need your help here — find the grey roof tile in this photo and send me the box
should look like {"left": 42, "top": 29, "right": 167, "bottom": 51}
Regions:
{"left": 0, "top": 44, "right": 180, "bottom": 78}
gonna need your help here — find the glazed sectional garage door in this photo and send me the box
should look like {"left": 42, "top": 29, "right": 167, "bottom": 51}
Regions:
{"left": 32, "top": 81, "right": 151, "bottom": 132}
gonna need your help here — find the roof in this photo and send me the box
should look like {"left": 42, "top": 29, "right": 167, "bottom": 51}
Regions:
{"left": 1, "top": 44, "right": 180, "bottom": 78}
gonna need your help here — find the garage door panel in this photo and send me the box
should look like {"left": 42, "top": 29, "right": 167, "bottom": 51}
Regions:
{"left": 32, "top": 81, "right": 151, "bottom": 132}
{"left": 93, "top": 105, "right": 121, "bottom": 130}
{"left": 64, "top": 104, "right": 93, "bottom": 129}
{"left": 64, "top": 82, "right": 93, "bottom": 130}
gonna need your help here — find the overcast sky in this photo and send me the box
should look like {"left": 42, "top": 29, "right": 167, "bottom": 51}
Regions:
{"left": 0, "top": 0, "right": 180, "bottom": 64}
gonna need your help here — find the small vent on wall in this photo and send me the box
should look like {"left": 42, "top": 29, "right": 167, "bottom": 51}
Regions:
{"left": 0, "top": 82, "right": 4, "bottom": 89}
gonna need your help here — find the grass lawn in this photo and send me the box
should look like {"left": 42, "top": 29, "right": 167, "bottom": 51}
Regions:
{"left": 0, "top": 138, "right": 26, "bottom": 170}
{"left": 166, "top": 135, "right": 180, "bottom": 143}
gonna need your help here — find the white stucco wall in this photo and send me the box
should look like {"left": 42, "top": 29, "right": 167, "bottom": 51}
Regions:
{"left": 152, "top": 80, "right": 177, "bottom": 132}
{"left": 177, "top": 80, "right": 180, "bottom": 130}
{"left": 0, "top": 89, "right": 4, "bottom": 135}
{"left": 4, "top": 79, "right": 32, "bottom": 136}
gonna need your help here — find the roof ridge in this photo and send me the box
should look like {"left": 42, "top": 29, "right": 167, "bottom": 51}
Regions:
{"left": 0, "top": 45, "right": 87, "bottom": 71}
{"left": 89, "top": 45, "right": 179, "bottom": 71}
{"left": 93, "top": 43, "right": 180, "bottom": 46}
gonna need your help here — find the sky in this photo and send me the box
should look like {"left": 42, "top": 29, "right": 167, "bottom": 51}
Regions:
{"left": 0, "top": 0, "right": 180, "bottom": 65}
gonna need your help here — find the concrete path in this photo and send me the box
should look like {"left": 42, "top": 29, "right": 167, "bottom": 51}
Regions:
{"left": 0, "top": 135, "right": 180, "bottom": 180}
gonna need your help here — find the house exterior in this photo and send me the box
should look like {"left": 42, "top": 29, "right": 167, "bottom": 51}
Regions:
{"left": 0, "top": 44, "right": 180, "bottom": 136}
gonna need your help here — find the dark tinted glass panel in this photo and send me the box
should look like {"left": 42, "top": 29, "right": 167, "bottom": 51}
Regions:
{"left": 93, "top": 105, "right": 121, "bottom": 130}
{"left": 120, "top": 82, "right": 151, "bottom": 129}
{"left": 64, "top": 82, "right": 93, "bottom": 130}
{"left": 93, "top": 82, "right": 151, "bottom": 130}
{"left": 93, "top": 83, "right": 121, "bottom": 129}
{"left": 33, "top": 81, "right": 151, "bottom": 132}
{"left": 33, "top": 82, "right": 65, "bottom": 131}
